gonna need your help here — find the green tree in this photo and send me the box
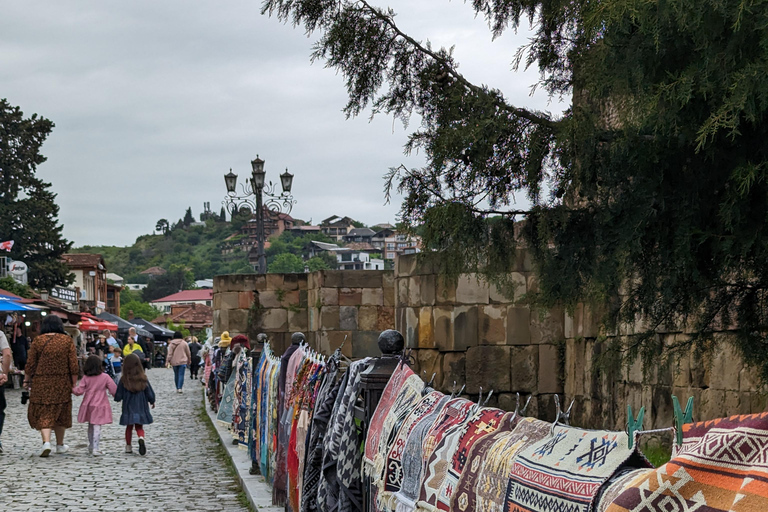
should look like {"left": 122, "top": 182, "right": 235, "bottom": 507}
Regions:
{"left": 0, "top": 277, "right": 33, "bottom": 298}
{"left": 183, "top": 207, "right": 194, "bottom": 227}
{"left": 166, "top": 319, "right": 190, "bottom": 338}
{"left": 268, "top": 253, "right": 305, "bottom": 273}
{"left": 120, "top": 300, "right": 162, "bottom": 321}
{"left": 219, "top": 207, "right": 226, "bottom": 222}
{"left": 264, "top": 0, "right": 768, "bottom": 379}
{"left": 0, "top": 99, "right": 72, "bottom": 290}
{"left": 141, "top": 264, "right": 194, "bottom": 302}
{"left": 155, "top": 219, "right": 169, "bottom": 235}
{"left": 306, "top": 256, "right": 329, "bottom": 272}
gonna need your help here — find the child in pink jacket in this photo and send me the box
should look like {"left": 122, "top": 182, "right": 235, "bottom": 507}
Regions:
{"left": 73, "top": 355, "right": 117, "bottom": 456}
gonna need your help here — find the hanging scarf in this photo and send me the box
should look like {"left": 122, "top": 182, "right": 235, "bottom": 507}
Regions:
{"left": 274, "top": 344, "right": 304, "bottom": 506}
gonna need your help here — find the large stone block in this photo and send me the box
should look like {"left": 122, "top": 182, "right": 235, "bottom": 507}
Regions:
{"left": 219, "top": 292, "right": 240, "bottom": 310}
{"left": 377, "top": 306, "right": 395, "bottom": 331}
{"left": 213, "top": 293, "right": 222, "bottom": 310}
{"left": 362, "top": 287, "right": 384, "bottom": 306}
{"left": 318, "top": 330, "right": 353, "bottom": 358}
{"left": 480, "top": 304, "right": 507, "bottom": 345}
{"left": 266, "top": 274, "right": 284, "bottom": 290}
{"left": 456, "top": 274, "right": 490, "bottom": 305}
{"left": 384, "top": 285, "right": 396, "bottom": 307}
{"left": 352, "top": 331, "right": 381, "bottom": 358}
{"left": 228, "top": 309, "right": 249, "bottom": 334}
{"left": 511, "top": 346, "right": 539, "bottom": 393}
{"left": 530, "top": 308, "right": 564, "bottom": 344}
{"left": 466, "top": 346, "right": 511, "bottom": 394}
{"left": 538, "top": 344, "right": 563, "bottom": 394}
{"left": 321, "top": 270, "right": 344, "bottom": 288}
{"left": 309, "top": 307, "right": 319, "bottom": 332}
{"left": 288, "top": 309, "right": 308, "bottom": 332}
{"left": 397, "top": 278, "right": 409, "bottom": 307}
{"left": 442, "top": 306, "right": 476, "bottom": 352}
{"left": 408, "top": 277, "right": 422, "bottom": 307}
{"left": 320, "top": 306, "right": 340, "bottom": 331}
{"left": 490, "top": 273, "right": 527, "bottom": 304}
{"left": 436, "top": 277, "right": 456, "bottom": 305}
{"left": 282, "top": 273, "right": 300, "bottom": 291}
{"left": 564, "top": 304, "right": 582, "bottom": 339}
{"left": 343, "top": 271, "right": 383, "bottom": 289}
{"left": 417, "top": 350, "right": 444, "bottom": 390}
{"left": 282, "top": 290, "right": 301, "bottom": 306}
{"left": 514, "top": 249, "right": 533, "bottom": 272}
{"left": 420, "top": 274, "right": 436, "bottom": 306}
{"left": 238, "top": 291, "right": 255, "bottom": 309}
{"left": 709, "top": 343, "right": 741, "bottom": 391}
{"left": 339, "top": 306, "right": 358, "bottom": 330}
{"left": 396, "top": 253, "right": 418, "bottom": 277}
{"left": 258, "top": 291, "right": 282, "bottom": 309}
{"left": 507, "top": 307, "right": 531, "bottom": 345}
{"left": 339, "top": 288, "right": 363, "bottom": 306}
{"left": 358, "top": 306, "right": 378, "bottom": 331}
{"left": 217, "top": 309, "right": 229, "bottom": 332}
{"left": 405, "top": 307, "right": 419, "bottom": 349}
{"left": 442, "top": 352, "right": 466, "bottom": 393}
{"left": 261, "top": 309, "right": 288, "bottom": 331}
{"left": 320, "top": 287, "right": 339, "bottom": 306}
{"left": 433, "top": 307, "right": 454, "bottom": 351}
{"left": 382, "top": 270, "right": 395, "bottom": 290}
{"left": 418, "top": 306, "right": 435, "bottom": 349}
{"left": 213, "top": 309, "right": 222, "bottom": 333}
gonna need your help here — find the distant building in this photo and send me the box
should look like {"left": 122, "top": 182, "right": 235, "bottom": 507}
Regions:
{"left": 371, "top": 229, "right": 421, "bottom": 260}
{"left": 241, "top": 210, "right": 294, "bottom": 244}
{"left": 309, "top": 241, "right": 383, "bottom": 270}
{"left": 149, "top": 289, "right": 213, "bottom": 313}
{"left": 125, "top": 284, "right": 148, "bottom": 291}
{"left": 62, "top": 253, "right": 108, "bottom": 313}
{"left": 195, "top": 279, "right": 214, "bottom": 289}
{"left": 342, "top": 227, "right": 376, "bottom": 244}
{"left": 319, "top": 215, "right": 357, "bottom": 242}
{"left": 372, "top": 222, "right": 395, "bottom": 231}
{"left": 153, "top": 303, "right": 212, "bottom": 332}
{"left": 140, "top": 266, "right": 167, "bottom": 279}
{"left": 106, "top": 273, "right": 124, "bottom": 286}
{"left": 288, "top": 225, "right": 322, "bottom": 236}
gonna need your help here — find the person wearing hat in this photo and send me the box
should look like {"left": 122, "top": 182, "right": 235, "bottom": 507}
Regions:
{"left": 218, "top": 331, "right": 232, "bottom": 348}
{"left": 216, "top": 334, "right": 249, "bottom": 385}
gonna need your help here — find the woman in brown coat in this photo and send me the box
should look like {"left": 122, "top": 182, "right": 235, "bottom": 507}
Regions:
{"left": 23, "top": 315, "right": 79, "bottom": 457}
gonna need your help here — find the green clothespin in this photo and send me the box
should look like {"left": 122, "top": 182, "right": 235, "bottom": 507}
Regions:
{"left": 627, "top": 405, "right": 645, "bottom": 449}
{"left": 672, "top": 395, "right": 694, "bottom": 447}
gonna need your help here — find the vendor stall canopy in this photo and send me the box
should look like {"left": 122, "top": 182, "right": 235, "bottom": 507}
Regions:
{"left": 96, "top": 311, "right": 152, "bottom": 339}
{"left": 129, "top": 317, "right": 174, "bottom": 339}
{"left": 78, "top": 314, "right": 118, "bottom": 332}
{"left": 0, "top": 297, "right": 40, "bottom": 312}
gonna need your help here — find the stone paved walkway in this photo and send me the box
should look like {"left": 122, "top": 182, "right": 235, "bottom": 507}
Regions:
{"left": 0, "top": 368, "right": 249, "bottom": 511}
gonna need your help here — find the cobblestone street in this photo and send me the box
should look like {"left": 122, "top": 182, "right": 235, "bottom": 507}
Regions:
{"left": 0, "top": 368, "right": 249, "bottom": 511}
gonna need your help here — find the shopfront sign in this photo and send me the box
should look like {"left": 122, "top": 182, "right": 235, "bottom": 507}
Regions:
{"left": 51, "top": 286, "right": 78, "bottom": 303}
{"left": 8, "top": 260, "right": 27, "bottom": 275}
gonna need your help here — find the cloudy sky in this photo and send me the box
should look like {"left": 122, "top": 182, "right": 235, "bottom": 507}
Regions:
{"left": 1, "top": 1, "right": 566, "bottom": 247}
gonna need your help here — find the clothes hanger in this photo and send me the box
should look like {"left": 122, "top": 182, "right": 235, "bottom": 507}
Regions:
{"left": 672, "top": 395, "right": 694, "bottom": 448}
{"left": 626, "top": 405, "right": 645, "bottom": 449}
{"left": 549, "top": 395, "right": 575, "bottom": 436}
{"left": 511, "top": 393, "right": 532, "bottom": 423}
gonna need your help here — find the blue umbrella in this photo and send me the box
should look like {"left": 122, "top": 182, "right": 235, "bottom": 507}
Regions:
{"left": 0, "top": 297, "right": 40, "bottom": 312}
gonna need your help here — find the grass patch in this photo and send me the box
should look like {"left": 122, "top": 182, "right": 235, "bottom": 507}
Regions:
{"left": 197, "top": 396, "right": 255, "bottom": 512}
{"left": 642, "top": 444, "right": 672, "bottom": 467}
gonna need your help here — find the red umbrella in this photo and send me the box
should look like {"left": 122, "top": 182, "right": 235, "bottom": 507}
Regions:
{"left": 78, "top": 314, "right": 118, "bottom": 332}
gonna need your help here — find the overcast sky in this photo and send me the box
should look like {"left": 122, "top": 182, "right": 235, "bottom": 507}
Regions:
{"left": 0, "top": 1, "right": 567, "bottom": 247}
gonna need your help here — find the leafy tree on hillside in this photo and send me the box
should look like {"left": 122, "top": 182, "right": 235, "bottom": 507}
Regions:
{"left": 121, "top": 300, "right": 162, "bottom": 321}
{"left": 0, "top": 99, "right": 72, "bottom": 290}
{"left": 155, "top": 219, "right": 169, "bottom": 235}
{"left": 141, "top": 264, "right": 194, "bottom": 302}
{"left": 219, "top": 207, "right": 226, "bottom": 222}
{"left": 306, "top": 256, "right": 331, "bottom": 272}
{"left": 183, "top": 207, "right": 194, "bottom": 227}
{"left": 0, "top": 277, "right": 33, "bottom": 298}
{"left": 264, "top": 0, "right": 768, "bottom": 379}
{"left": 269, "top": 253, "right": 305, "bottom": 273}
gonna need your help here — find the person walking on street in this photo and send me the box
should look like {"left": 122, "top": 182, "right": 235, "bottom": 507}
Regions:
{"left": 23, "top": 315, "right": 79, "bottom": 457}
{"left": 115, "top": 353, "right": 155, "bottom": 455}
{"left": 0, "top": 328, "right": 11, "bottom": 453}
{"left": 104, "top": 329, "right": 119, "bottom": 350}
{"left": 188, "top": 336, "right": 202, "bottom": 380}
{"left": 166, "top": 332, "right": 191, "bottom": 393}
{"left": 72, "top": 355, "right": 117, "bottom": 456}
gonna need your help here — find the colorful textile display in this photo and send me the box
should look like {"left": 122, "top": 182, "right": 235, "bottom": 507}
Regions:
{"left": 216, "top": 351, "right": 241, "bottom": 427}
{"left": 605, "top": 412, "right": 768, "bottom": 512}
{"left": 231, "top": 350, "right": 252, "bottom": 448}
{"left": 364, "top": 363, "right": 423, "bottom": 476}
{"left": 415, "top": 398, "right": 477, "bottom": 512}
{"left": 594, "top": 468, "right": 652, "bottom": 512}
{"left": 505, "top": 424, "right": 649, "bottom": 512}
{"left": 424, "top": 407, "right": 510, "bottom": 512}
{"left": 378, "top": 390, "right": 448, "bottom": 510}
{"left": 274, "top": 342, "right": 303, "bottom": 506}
{"left": 452, "top": 417, "right": 547, "bottom": 512}
{"left": 394, "top": 394, "right": 452, "bottom": 512}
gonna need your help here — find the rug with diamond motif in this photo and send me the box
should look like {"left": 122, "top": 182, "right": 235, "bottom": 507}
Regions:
{"left": 452, "top": 417, "right": 549, "bottom": 512}
{"left": 604, "top": 412, "right": 768, "bottom": 512}
{"left": 504, "top": 425, "right": 649, "bottom": 512}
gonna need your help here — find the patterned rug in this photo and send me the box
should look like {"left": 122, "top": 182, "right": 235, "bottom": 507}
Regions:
{"left": 365, "top": 364, "right": 424, "bottom": 483}
{"left": 505, "top": 424, "right": 648, "bottom": 512}
{"left": 378, "top": 390, "right": 448, "bottom": 509}
{"left": 452, "top": 417, "right": 549, "bottom": 512}
{"left": 594, "top": 468, "right": 651, "bottom": 512}
{"left": 605, "top": 412, "right": 768, "bottom": 512}
{"left": 425, "top": 407, "right": 510, "bottom": 512}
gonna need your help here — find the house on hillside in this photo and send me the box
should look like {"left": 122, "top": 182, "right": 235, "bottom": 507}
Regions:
{"left": 153, "top": 303, "right": 212, "bottom": 332}
{"left": 241, "top": 209, "right": 294, "bottom": 245}
{"left": 371, "top": 229, "right": 422, "bottom": 260}
{"left": 319, "top": 215, "right": 357, "bottom": 242}
{"left": 309, "top": 241, "right": 384, "bottom": 270}
{"left": 342, "top": 228, "right": 376, "bottom": 244}
{"left": 62, "top": 253, "right": 108, "bottom": 313}
{"left": 140, "top": 266, "right": 167, "bottom": 279}
{"left": 149, "top": 289, "right": 213, "bottom": 313}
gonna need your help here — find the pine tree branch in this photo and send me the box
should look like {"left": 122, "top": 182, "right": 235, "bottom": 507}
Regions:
{"left": 354, "top": 0, "right": 559, "bottom": 130}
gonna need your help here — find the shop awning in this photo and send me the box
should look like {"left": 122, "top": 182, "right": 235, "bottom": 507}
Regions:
{"left": 0, "top": 297, "right": 40, "bottom": 312}
{"left": 96, "top": 311, "right": 153, "bottom": 339}
{"left": 129, "top": 317, "right": 175, "bottom": 339}
{"left": 78, "top": 314, "right": 118, "bottom": 332}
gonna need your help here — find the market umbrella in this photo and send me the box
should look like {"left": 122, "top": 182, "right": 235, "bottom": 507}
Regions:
{"left": 129, "top": 317, "right": 174, "bottom": 339}
{"left": 96, "top": 311, "right": 152, "bottom": 339}
{"left": 78, "top": 315, "right": 118, "bottom": 332}
{"left": 0, "top": 297, "right": 40, "bottom": 312}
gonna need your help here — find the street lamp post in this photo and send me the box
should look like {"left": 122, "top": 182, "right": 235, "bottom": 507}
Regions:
{"left": 223, "top": 155, "right": 295, "bottom": 274}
